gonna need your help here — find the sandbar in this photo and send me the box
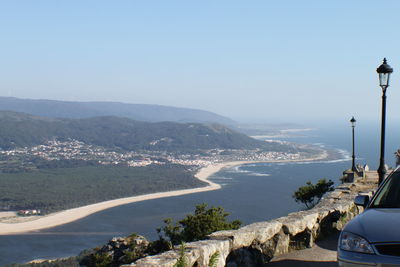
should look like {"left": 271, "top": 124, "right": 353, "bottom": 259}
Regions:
{"left": 0, "top": 151, "right": 328, "bottom": 235}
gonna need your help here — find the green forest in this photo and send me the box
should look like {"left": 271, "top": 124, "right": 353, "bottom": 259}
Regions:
{"left": 0, "top": 164, "right": 206, "bottom": 213}
{"left": 0, "top": 111, "right": 299, "bottom": 153}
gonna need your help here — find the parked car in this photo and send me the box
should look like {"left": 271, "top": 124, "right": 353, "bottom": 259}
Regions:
{"left": 338, "top": 168, "right": 400, "bottom": 266}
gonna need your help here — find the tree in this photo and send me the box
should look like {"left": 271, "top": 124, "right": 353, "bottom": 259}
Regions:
{"left": 156, "top": 203, "right": 241, "bottom": 248}
{"left": 173, "top": 242, "right": 188, "bottom": 267}
{"left": 293, "top": 179, "right": 334, "bottom": 209}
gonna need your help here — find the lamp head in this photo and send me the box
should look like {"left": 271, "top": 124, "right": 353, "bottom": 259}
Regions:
{"left": 350, "top": 116, "right": 356, "bottom": 127}
{"left": 377, "top": 58, "right": 393, "bottom": 89}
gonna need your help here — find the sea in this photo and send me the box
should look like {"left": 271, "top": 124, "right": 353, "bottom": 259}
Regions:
{"left": 1, "top": 121, "right": 400, "bottom": 266}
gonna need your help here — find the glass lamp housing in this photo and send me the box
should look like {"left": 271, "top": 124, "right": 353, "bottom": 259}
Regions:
{"left": 350, "top": 116, "right": 356, "bottom": 127}
{"left": 377, "top": 58, "right": 393, "bottom": 89}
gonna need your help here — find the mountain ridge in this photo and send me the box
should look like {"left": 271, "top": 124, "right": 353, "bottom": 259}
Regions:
{"left": 0, "top": 97, "right": 235, "bottom": 125}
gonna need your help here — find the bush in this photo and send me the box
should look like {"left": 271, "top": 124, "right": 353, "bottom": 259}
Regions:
{"left": 293, "top": 179, "right": 334, "bottom": 209}
{"left": 155, "top": 203, "right": 241, "bottom": 249}
{"left": 90, "top": 253, "right": 113, "bottom": 267}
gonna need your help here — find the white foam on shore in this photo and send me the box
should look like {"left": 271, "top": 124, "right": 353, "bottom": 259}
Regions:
{"left": 212, "top": 176, "right": 233, "bottom": 180}
{"left": 251, "top": 173, "right": 271, "bottom": 177}
{"left": 230, "top": 166, "right": 251, "bottom": 173}
{"left": 312, "top": 142, "right": 325, "bottom": 147}
{"left": 245, "top": 147, "right": 351, "bottom": 167}
{"left": 227, "top": 165, "right": 270, "bottom": 177}
{"left": 280, "top": 156, "right": 351, "bottom": 165}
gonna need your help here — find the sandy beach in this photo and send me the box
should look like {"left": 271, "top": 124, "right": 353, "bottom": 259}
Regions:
{"left": 0, "top": 151, "right": 328, "bottom": 235}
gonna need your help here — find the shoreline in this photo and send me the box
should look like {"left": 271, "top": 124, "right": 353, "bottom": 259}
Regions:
{"left": 0, "top": 151, "right": 329, "bottom": 235}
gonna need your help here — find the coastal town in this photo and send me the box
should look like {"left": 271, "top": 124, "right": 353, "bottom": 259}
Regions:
{"left": 0, "top": 139, "right": 324, "bottom": 171}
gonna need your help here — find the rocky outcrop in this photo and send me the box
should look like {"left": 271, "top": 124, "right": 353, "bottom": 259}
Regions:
{"left": 122, "top": 180, "right": 376, "bottom": 267}
{"left": 80, "top": 234, "right": 150, "bottom": 267}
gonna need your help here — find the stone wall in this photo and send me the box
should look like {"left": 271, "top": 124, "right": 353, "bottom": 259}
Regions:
{"left": 122, "top": 180, "right": 376, "bottom": 267}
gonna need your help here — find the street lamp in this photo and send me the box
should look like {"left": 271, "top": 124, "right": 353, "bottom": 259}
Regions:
{"left": 377, "top": 58, "right": 393, "bottom": 185}
{"left": 350, "top": 116, "right": 357, "bottom": 172}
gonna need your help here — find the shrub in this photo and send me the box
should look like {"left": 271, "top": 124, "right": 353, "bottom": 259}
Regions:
{"left": 293, "top": 179, "right": 334, "bottom": 209}
{"left": 156, "top": 203, "right": 241, "bottom": 249}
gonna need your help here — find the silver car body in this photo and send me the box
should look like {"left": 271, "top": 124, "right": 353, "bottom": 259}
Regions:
{"left": 338, "top": 168, "right": 400, "bottom": 266}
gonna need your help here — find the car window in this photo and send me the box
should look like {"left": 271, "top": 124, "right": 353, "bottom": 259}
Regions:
{"left": 371, "top": 171, "right": 400, "bottom": 208}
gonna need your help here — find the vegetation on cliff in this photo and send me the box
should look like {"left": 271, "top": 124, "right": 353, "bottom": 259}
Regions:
{"left": 79, "top": 234, "right": 150, "bottom": 267}
{"left": 152, "top": 203, "right": 241, "bottom": 252}
{"left": 292, "top": 178, "right": 335, "bottom": 209}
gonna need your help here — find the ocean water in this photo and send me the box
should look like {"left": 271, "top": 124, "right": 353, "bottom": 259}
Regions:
{"left": 1, "top": 122, "right": 399, "bottom": 266}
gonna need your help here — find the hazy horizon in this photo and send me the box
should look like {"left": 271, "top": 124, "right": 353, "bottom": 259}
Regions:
{"left": 2, "top": 95, "right": 400, "bottom": 127}
{"left": 1, "top": 1, "right": 400, "bottom": 123}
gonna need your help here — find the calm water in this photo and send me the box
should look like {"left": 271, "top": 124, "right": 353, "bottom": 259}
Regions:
{"left": 1, "top": 122, "right": 399, "bottom": 266}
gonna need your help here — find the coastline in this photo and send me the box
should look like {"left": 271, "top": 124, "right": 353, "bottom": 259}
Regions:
{"left": 0, "top": 151, "right": 329, "bottom": 235}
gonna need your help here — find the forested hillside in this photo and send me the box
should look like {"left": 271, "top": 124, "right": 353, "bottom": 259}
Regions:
{"left": 0, "top": 111, "right": 296, "bottom": 152}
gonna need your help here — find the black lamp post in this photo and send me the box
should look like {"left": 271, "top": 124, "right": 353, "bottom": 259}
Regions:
{"left": 377, "top": 58, "right": 393, "bottom": 185}
{"left": 350, "top": 116, "right": 357, "bottom": 172}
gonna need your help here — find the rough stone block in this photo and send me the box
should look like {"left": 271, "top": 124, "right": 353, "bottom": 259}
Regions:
{"left": 209, "top": 221, "right": 282, "bottom": 250}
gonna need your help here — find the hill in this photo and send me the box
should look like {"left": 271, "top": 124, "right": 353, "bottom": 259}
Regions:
{"left": 0, "top": 111, "right": 293, "bottom": 152}
{"left": 0, "top": 97, "right": 234, "bottom": 124}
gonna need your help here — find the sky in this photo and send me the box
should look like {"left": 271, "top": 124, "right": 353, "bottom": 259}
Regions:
{"left": 1, "top": 1, "right": 400, "bottom": 123}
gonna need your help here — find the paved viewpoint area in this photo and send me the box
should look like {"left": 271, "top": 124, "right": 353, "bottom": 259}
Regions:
{"left": 268, "top": 231, "right": 338, "bottom": 266}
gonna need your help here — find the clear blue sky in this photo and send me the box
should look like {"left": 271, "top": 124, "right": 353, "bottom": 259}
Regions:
{"left": 1, "top": 1, "right": 400, "bottom": 123}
